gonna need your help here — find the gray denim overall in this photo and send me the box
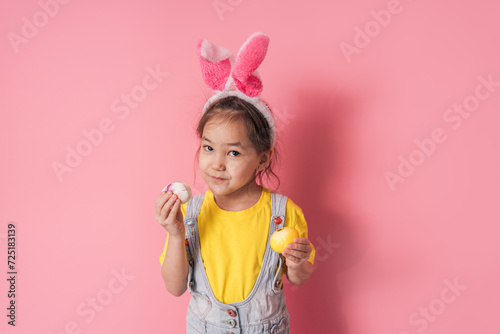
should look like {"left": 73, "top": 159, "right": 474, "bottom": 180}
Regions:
{"left": 183, "top": 192, "right": 290, "bottom": 334}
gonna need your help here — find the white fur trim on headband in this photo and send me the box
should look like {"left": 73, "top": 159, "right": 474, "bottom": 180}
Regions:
{"left": 202, "top": 90, "right": 276, "bottom": 147}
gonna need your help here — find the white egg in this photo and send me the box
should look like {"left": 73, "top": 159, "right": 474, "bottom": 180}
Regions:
{"left": 163, "top": 182, "right": 192, "bottom": 204}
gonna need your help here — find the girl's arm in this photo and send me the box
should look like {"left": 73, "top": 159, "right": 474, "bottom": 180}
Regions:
{"left": 155, "top": 191, "right": 188, "bottom": 296}
{"left": 286, "top": 261, "right": 313, "bottom": 286}
{"left": 283, "top": 238, "right": 313, "bottom": 286}
{"left": 161, "top": 234, "right": 188, "bottom": 296}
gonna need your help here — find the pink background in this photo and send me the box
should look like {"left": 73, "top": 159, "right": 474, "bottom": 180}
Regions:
{"left": 1, "top": 0, "right": 499, "bottom": 333}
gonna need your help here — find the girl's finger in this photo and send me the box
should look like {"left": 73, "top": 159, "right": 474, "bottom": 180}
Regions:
{"left": 155, "top": 191, "right": 172, "bottom": 216}
{"left": 176, "top": 202, "right": 184, "bottom": 222}
{"left": 285, "top": 248, "right": 310, "bottom": 260}
{"left": 284, "top": 251, "right": 301, "bottom": 263}
{"left": 156, "top": 190, "right": 170, "bottom": 202}
{"left": 167, "top": 198, "right": 181, "bottom": 221}
{"left": 293, "top": 238, "right": 311, "bottom": 245}
{"left": 287, "top": 242, "right": 311, "bottom": 253}
{"left": 160, "top": 193, "right": 178, "bottom": 219}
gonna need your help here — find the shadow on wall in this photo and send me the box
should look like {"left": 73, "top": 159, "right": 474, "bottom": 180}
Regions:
{"left": 282, "top": 82, "right": 366, "bottom": 333}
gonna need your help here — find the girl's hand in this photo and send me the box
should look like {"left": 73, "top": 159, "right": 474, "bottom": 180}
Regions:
{"left": 154, "top": 191, "right": 185, "bottom": 236}
{"left": 283, "top": 238, "right": 312, "bottom": 269}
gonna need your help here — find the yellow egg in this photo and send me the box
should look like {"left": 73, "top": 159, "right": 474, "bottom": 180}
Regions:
{"left": 270, "top": 227, "right": 299, "bottom": 253}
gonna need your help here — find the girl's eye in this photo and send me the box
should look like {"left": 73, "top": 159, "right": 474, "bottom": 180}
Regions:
{"left": 203, "top": 145, "right": 213, "bottom": 152}
{"left": 229, "top": 151, "right": 240, "bottom": 157}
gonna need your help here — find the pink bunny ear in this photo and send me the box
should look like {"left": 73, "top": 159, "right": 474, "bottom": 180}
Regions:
{"left": 232, "top": 32, "right": 270, "bottom": 97}
{"left": 197, "top": 39, "right": 233, "bottom": 91}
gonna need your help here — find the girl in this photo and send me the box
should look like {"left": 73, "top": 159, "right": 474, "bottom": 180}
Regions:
{"left": 155, "top": 32, "right": 315, "bottom": 333}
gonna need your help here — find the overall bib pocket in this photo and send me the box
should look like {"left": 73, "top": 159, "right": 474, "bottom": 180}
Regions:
{"left": 268, "top": 316, "right": 289, "bottom": 334}
{"left": 189, "top": 291, "right": 212, "bottom": 319}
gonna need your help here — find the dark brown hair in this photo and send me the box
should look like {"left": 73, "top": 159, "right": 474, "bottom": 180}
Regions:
{"left": 196, "top": 96, "right": 280, "bottom": 190}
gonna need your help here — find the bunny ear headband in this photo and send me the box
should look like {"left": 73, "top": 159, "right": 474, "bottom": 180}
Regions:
{"left": 197, "top": 32, "right": 276, "bottom": 146}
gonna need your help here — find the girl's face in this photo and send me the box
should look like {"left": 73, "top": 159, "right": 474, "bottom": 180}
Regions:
{"left": 199, "top": 118, "right": 268, "bottom": 198}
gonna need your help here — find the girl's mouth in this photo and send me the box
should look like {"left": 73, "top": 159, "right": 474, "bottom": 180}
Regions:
{"left": 211, "top": 176, "right": 225, "bottom": 182}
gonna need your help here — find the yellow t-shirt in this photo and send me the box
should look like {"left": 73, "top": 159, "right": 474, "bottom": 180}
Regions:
{"left": 159, "top": 188, "right": 315, "bottom": 304}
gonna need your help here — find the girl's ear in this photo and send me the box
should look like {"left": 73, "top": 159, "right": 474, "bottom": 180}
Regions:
{"left": 259, "top": 148, "right": 274, "bottom": 167}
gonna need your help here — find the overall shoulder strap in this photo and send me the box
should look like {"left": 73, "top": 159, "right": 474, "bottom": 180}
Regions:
{"left": 271, "top": 192, "right": 287, "bottom": 228}
{"left": 270, "top": 192, "right": 288, "bottom": 292}
{"left": 184, "top": 193, "right": 205, "bottom": 292}
{"left": 184, "top": 194, "right": 205, "bottom": 223}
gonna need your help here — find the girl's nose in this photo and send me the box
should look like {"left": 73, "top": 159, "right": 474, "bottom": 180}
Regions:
{"left": 211, "top": 154, "right": 226, "bottom": 171}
